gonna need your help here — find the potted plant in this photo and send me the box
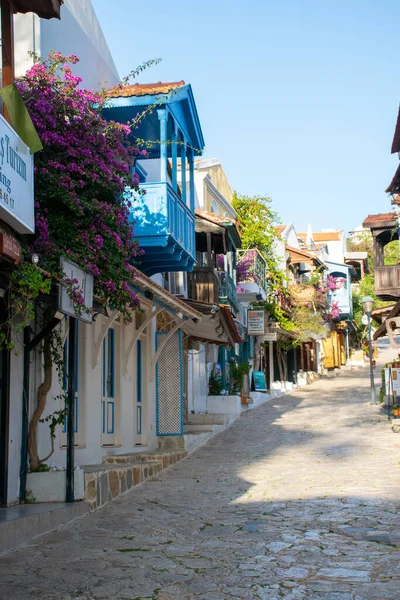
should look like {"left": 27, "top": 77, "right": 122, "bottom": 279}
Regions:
{"left": 208, "top": 374, "right": 223, "bottom": 396}
{"left": 229, "top": 360, "right": 251, "bottom": 395}
{"left": 393, "top": 404, "right": 400, "bottom": 417}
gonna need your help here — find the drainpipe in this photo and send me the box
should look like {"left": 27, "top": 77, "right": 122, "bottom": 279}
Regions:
{"left": 66, "top": 316, "right": 76, "bottom": 502}
{"left": 19, "top": 327, "right": 31, "bottom": 502}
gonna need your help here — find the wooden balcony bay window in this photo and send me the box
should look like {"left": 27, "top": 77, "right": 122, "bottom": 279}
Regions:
{"left": 187, "top": 210, "right": 241, "bottom": 315}
{"left": 363, "top": 213, "right": 400, "bottom": 301}
{"left": 104, "top": 82, "right": 205, "bottom": 276}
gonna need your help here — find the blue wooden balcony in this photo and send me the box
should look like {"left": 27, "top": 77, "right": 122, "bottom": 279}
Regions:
{"left": 218, "top": 270, "right": 239, "bottom": 315}
{"left": 103, "top": 81, "right": 205, "bottom": 277}
{"left": 132, "top": 182, "right": 196, "bottom": 276}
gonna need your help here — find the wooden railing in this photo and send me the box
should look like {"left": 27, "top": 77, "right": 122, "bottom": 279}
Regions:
{"left": 236, "top": 248, "right": 267, "bottom": 291}
{"left": 375, "top": 265, "right": 400, "bottom": 301}
{"left": 218, "top": 270, "right": 239, "bottom": 314}
{"left": 187, "top": 266, "right": 219, "bottom": 304}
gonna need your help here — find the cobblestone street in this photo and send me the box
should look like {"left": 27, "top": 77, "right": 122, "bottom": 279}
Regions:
{"left": 2, "top": 346, "right": 400, "bottom": 600}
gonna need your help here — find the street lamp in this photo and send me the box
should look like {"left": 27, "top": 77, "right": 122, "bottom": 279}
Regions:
{"left": 362, "top": 296, "right": 376, "bottom": 405}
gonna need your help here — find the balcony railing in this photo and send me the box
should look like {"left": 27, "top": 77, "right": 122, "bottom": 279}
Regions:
{"left": 218, "top": 270, "right": 239, "bottom": 315}
{"left": 187, "top": 266, "right": 219, "bottom": 304}
{"left": 236, "top": 248, "right": 267, "bottom": 291}
{"left": 375, "top": 265, "right": 400, "bottom": 301}
{"left": 131, "top": 182, "right": 195, "bottom": 276}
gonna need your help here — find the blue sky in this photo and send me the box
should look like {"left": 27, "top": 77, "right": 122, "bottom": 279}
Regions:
{"left": 92, "top": 0, "right": 400, "bottom": 233}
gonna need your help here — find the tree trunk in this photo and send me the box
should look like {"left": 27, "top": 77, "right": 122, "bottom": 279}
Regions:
{"left": 277, "top": 344, "right": 285, "bottom": 381}
{"left": 28, "top": 334, "right": 54, "bottom": 472}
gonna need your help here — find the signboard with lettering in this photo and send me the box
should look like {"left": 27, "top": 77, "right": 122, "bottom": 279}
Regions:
{"left": 0, "top": 114, "right": 34, "bottom": 234}
{"left": 253, "top": 371, "right": 267, "bottom": 391}
{"left": 263, "top": 332, "right": 277, "bottom": 342}
{"left": 0, "top": 232, "right": 21, "bottom": 264}
{"left": 247, "top": 310, "right": 265, "bottom": 335}
{"left": 58, "top": 258, "right": 94, "bottom": 324}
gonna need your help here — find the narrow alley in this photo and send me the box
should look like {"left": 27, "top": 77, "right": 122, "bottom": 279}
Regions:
{"left": 1, "top": 344, "right": 400, "bottom": 600}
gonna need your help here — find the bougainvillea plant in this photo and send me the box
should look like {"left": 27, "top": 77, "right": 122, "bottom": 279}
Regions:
{"left": 17, "top": 51, "right": 147, "bottom": 322}
{"left": 14, "top": 52, "right": 161, "bottom": 473}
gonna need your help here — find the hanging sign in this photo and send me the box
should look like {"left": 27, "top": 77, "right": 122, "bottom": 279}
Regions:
{"left": 0, "top": 232, "right": 21, "bottom": 264}
{"left": 253, "top": 371, "right": 267, "bottom": 391}
{"left": 0, "top": 114, "right": 34, "bottom": 234}
{"left": 247, "top": 310, "right": 265, "bottom": 335}
{"left": 263, "top": 332, "right": 277, "bottom": 342}
{"left": 58, "top": 258, "right": 94, "bottom": 324}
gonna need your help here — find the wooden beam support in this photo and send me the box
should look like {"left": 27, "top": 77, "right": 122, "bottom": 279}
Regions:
{"left": 122, "top": 307, "right": 162, "bottom": 375}
{"left": 92, "top": 311, "right": 119, "bottom": 369}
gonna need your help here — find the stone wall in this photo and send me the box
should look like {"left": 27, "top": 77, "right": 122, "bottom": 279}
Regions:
{"left": 83, "top": 450, "right": 187, "bottom": 509}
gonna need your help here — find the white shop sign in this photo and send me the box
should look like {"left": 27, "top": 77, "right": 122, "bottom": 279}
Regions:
{"left": 263, "top": 332, "right": 277, "bottom": 342}
{"left": 58, "top": 258, "right": 94, "bottom": 324}
{"left": 0, "top": 114, "right": 34, "bottom": 233}
{"left": 247, "top": 310, "right": 265, "bottom": 335}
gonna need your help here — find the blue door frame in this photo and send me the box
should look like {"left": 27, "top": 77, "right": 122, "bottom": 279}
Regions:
{"left": 102, "top": 328, "right": 115, "bottom": 444}
{"left": 136, "top": 339, "right": 142, "bottom": 437}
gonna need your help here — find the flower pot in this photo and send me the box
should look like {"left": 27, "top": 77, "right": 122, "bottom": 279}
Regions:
{"left": 393, "top": 409, "right": 400, "bottom": 417}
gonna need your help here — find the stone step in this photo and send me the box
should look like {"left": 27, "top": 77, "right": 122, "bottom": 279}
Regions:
{"left": 0, "top": 501, "right": 89, "bottom": 555}
{"left": 187, "top": 413, "right": 226, "bottom": 425}
{"left": 184, "top": 423, "right": 215, "bottom": 433}
{"left": 184, "top": 430, "right": 216, "bottom": 453}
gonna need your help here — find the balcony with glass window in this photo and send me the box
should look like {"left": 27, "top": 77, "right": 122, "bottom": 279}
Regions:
{"left": 236, "top": 248, "right": 268, "bottom": 301}
{"left": 103, "top": 82, "right": 205, "bottom": 276}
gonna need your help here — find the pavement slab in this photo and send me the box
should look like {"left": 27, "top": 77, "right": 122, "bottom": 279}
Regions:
{"left": 1, "top": 341, "right": 400, "bottom": 599}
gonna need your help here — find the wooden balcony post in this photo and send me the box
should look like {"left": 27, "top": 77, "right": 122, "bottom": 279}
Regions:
{"left": 180, "top": 138, "right": 187, "bottom": 206}
{"left": 157, "top": 109, "right": 168, "bottom": 182}
{"left": 171, "top": 122, "right": 178, "bottom": 192}
{"left": 373, "top": 235, "right": 384, "bottom": 267}
{"left": 188, "top": 147, "right": 195, "bottom": 213}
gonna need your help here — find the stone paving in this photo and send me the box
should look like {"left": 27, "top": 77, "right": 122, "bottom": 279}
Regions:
{"left": 2, "top": 344, "right": 400, "bottom": 599}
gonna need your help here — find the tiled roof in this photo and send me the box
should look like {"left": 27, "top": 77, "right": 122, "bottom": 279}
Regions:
{"left": 297, "top": 231, "right": 342, "bottom": 242}
{"left": 391, "top": 107, "right": 400, "bottom": 154}
{"left": 286, "top": 245, "right": 326, "bottom": 268}
{"left": 195, "top": 209, "right": 236, "bottom": 226}
{"left": 386, "top": 162, "right": 400, "bottom": 194}
{"left": 108, "top": 81, "right": 185, "bottom": 98}
{"left": 362, "top": 213, "right": 397, "bottom": 227}
{"left": 275, "top": 225, "right": 287, "bottom": 234}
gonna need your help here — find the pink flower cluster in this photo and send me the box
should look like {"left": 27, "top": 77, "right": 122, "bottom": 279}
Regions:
{"left": 19, "top": 52, "right": 143, "bottom": 320}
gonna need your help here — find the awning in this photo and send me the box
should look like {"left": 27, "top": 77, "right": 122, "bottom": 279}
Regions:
{"left": 373, "top": 299, "right": 400, "bottom": 341}
{"left": 11, "top": 0, "right": 63, "bottom": 19}
{"left": 371, "top": 304, "right": 396, "bottom": 326}
{"left": 286, "top": 245, "right": 326, "bottom": 269}
{"left": 181, "top": 300, "right": 242, "bottom": 346}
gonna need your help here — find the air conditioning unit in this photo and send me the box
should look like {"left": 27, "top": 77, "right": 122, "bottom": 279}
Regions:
{"left": 169, "top": 272, "right": 187, "bottom": 297}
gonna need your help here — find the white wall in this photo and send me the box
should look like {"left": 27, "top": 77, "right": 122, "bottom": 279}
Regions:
{"left": 187, "top": 344, "right": 207, "bottom": 414}
{"left": 15, "top": 0, "right": 119, "bottom": 90}
{"left": 7, "top": 338, "right": 24, "bottom": 505}
{"left": 34, "top": 313, "right": 157, "bottom": 471}
{"left": 324, "top": 240, "right": 345, "bottom": 264}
